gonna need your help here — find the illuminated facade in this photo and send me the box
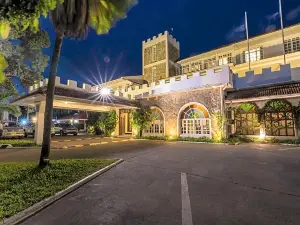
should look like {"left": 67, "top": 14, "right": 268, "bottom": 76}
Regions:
{"left": 13, "top": 24, "right": 300, "bottom": 143}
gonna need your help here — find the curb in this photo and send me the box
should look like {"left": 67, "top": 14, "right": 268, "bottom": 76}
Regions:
{"left": 134, "top": 139, "right": 233, "bottom": 145}
{"left": 2, "top": 159, "right": 124, "bottom": 225}
{"left": 53, "top": 141, "right": 111, "bottom": 149}
{"left": 0, "top": 144, "right": 12, "bottom": 149}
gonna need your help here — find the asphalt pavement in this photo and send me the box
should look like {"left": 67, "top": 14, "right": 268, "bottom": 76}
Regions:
{"left": 2, "top": 141, "right": 300, "bottom": 225}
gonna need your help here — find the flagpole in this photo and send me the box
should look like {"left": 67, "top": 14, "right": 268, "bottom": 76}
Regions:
{"left": 279, "top": 0, "right": 286, "bottom": 64}
{"left": 245, "top": 11, "right": 251, "bottom": 71}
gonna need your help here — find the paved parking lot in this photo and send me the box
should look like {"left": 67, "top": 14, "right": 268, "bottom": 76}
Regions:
{"left": 2, "top": 141, "right": 300, "bottom": 225}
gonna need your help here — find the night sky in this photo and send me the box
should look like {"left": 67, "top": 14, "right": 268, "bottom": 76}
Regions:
{"left": 41, "top": 0, "right": 300, "bottom": 87}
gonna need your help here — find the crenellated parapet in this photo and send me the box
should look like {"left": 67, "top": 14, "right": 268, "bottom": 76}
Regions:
{"left": 233, "top": 64, "right": 294, "bottom": 89}
{"left": 28, "top": 77, "right": 92, "bottom": 93}
{"left": 114, "top": 66, "right": 232, "bottom": 99}
{"left": 143, "top": 30, "right": 179, "bottom": 49}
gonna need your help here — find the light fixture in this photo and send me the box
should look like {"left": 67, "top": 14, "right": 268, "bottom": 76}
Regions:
{"left": 100, "top": 87, "right": 111, "bottom": 96}
{"left": 21, "top": 119, "right": 27, "bottom": 126}
{"left": 259, "top": 127, "right": 266, "bottom": 139}
{"left": 74, "top": 120, "right": 79, "bottom": 124}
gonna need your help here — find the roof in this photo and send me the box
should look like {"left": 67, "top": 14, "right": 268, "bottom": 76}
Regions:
{"left": 177, "top": 23, "right": 300, "bottom": 64}
{"left": 226, "top": 82, "right": 300, "bottom": 101}
{"left": 58, "top": 112, "right": 88, "bottom": 120}
{"left": 13, "top": 86, "right": 138, "bottom": 107}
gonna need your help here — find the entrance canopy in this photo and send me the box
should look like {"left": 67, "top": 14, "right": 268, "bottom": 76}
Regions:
{"left": 12, "top": 86, "right": 138, "bottom": 112}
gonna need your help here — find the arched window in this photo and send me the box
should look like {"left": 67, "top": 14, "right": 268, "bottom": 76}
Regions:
{"left": 144, "top": 108, "right": 164, "bottom": 136}
{"left": 235, "top": 102, "right": 260, "bottom": 135}
{"left": 179, "top": 103, "right": 211, "bottom": 138}
{"left": 262, "top": 99, "right": 294, "bottom": 136}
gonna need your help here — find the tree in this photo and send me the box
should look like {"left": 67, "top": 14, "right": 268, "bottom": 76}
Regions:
{"left": 87, "top": 111, "right": 118, "bottom": 136}
{"left": 0, "top": 27, "right": 50, "bottom": 88}
{"left": 0, "top": 90, "right": 20, "bottom": 119}
{"left": 131, "top": 106, "right": 152, "bottom": 137}
{"left": 39, "top": 0, "right": 137, "bottom": 167}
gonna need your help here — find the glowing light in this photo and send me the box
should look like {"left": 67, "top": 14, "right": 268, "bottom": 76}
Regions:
{"left": 100, "top": 87, "right": 111, "bottom": 96}
{"left": 21, "top": 119, "right": 27, "bottom": 125}
{"left": 260, "top": 127, "right": 266, "bottom": 139}
{"left": 32, "top": 117, "right": 37, "bottom": 123}
{"left": 74, "top": 120, "right": 79, "bottom": 124}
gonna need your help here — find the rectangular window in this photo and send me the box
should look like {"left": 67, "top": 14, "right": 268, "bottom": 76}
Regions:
{"left": 182, "top": 64, "right": 190, "bottom": 74}
{"left": 244, "top": 47, "right": 263, "bottom": 62}
{"left": 218, "top": 53, "right": 232, "bottom": 65}
{"left": 152, "top": 46, "right": 157, "bottom": 62}
{"left": 284, "top": 37, "right": 300, "bottom": 54}
{"left": 152, "top": 67, "right": 156, "bottom": 82}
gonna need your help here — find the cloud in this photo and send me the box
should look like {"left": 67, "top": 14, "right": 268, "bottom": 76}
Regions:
{"left": 266, "top": 12, "right": 279, "bottom": 21}
{"left": 286, "top": 5, "right": 300, "bottom": 21}
{"left": 226, "top": 24, "right": 245, "bottom": 41}
{"left": 265, "top": 24, "right": 277, "bottom": 32}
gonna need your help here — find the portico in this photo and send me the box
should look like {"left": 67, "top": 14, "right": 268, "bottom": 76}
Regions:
{"left": 12, "top": 79, "right": 138, "bottom": 144}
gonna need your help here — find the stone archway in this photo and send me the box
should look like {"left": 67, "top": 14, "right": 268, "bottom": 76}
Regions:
{"left": 177, "top": 102, "right": 211, "bottom": 138}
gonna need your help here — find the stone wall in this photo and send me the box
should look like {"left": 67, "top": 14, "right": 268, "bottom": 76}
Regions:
{"left": 168, "top": 42, "right": 179, "bottom": 62}
{"left": 140, "top": 87, "right": 222, "bottom": 136}
{"left": 143, "top": 63, "right": 167, "bottom": 84}
{"left": 169, "top": 64, "right": 177, "bottom": 78}
{"left": 144, "top": 41, "right": 166, "bottom": 66}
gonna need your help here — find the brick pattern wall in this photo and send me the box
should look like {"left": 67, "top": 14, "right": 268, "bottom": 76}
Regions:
{"left": 140, "top": 88, "right": 221, "bottom": 136}
{"left": 143, "top": 63, "right": 167, "bottom": 83}
{"left": 168, "top": 42, "right": 179, "bottom": 62}
{"left": 169, "top": 64, "right": 177, "bottom": 77}
{"left": 144, "top": 41, "right": 166, "bottom": 66}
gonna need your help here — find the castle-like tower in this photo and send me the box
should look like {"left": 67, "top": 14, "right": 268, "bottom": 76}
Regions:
{"left": 142, "top": 31, "right": 180, "bottom": 84}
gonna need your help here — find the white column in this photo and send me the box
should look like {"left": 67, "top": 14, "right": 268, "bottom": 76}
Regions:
{"left": 34, "top": 101, "right": 46, "bottom": 145}
{"left": 114, "top": 108, "right": 120, "bottom": 136}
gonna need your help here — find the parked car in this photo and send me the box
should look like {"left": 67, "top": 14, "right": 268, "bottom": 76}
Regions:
{"left": 1, "top": 122, "right": 25, "bottom": 139}
{"left": 54, "top": 123, "right": 78, "bottom": 136}
{"left": 24, "top": 124, "right": 55, "bottom": 137}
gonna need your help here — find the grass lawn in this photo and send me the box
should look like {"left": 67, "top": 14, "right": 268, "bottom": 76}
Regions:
{"left": 0, "top": 158, "right": 117, "bottom": 220}
{"left": 0, "top": 139, "right": 36, "bottom": 147}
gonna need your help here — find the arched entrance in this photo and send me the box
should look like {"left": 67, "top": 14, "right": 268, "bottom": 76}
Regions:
{"left": 178, "top": 103, "right": 211, "bottom": 138}
{"left": 144, "top": 107, "right": 165, "bottom": 136}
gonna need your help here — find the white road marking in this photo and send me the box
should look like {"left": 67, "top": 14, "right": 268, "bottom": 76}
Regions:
{"left": 181, "top": 172, "right": 193, "bottom": 225}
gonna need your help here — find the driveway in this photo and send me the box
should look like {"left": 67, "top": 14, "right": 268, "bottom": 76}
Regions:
{"left": 3, "top": 141, "right": 300, "bottom": 225}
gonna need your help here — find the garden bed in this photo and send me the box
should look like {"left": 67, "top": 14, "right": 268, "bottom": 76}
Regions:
{"left": 0, "top": 158, "right": 117, "bottom": 220}
{"left": 0, "top": 139, "right": 36, "bottom": 147}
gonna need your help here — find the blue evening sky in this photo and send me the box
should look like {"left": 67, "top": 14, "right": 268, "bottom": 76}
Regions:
{"left": 40, "top": 0, "right": 300, "bottom": 86}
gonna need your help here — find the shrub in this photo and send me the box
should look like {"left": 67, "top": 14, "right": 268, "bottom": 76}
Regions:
{"left": 0, "top": 139, "right": 36, "bottom": 147}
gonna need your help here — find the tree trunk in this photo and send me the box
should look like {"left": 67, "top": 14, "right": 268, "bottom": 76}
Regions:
{"left": 39, "top": 34, "right": 63, "bottom": 167}
{"left": 139, "top": 129, "right": 142, "bottom": 137}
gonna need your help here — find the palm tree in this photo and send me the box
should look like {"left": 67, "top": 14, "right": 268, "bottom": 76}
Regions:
{"left": 39, "top": 0, "right": 137, "bottom": 167}
{"left": 0, "top": 90, "right": 21, "bottom": 119}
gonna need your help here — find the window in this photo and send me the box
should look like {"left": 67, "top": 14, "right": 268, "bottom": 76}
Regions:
{"left": 179, "top": 104, "right": 211, "bottom": 137}
{"left": 152, "top": 46, "right": 157, "bottom": 62}
{"left": 182, "top": 64, "right": 190, "bottom": 74}
{"left": 284, "top": 37, "right": 300, "bottom": 54}
{"left": 263, "top": 100, "right": 294, "bottom": 137}
{"left": 144, "top": 108, "right": 164, "bottom": 135}
{"left": 204, "top": 57, "right": 216, "bottom": 69}
{"left": 235, "top": 103, "right": 260, "bottom": 135}
{"left": 244, "top": 47, "right": 263, "bottom": 62}
{"left": 152, "top": 67, "right": 156, "bottom": 82}
{"left": 218, "top": 53, "right": 232, "bottom": 65}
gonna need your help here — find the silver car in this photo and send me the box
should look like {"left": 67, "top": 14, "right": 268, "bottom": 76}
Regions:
{"left": 1, "top": 123, "right": 25, "bottom": 139}
{"left": 54, "top": 123, "right": 78, "bottom": 136}
{"left": 24, "top": 124, "right": 55, "bottom": 137}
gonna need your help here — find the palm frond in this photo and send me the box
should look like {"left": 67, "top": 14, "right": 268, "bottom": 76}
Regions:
{"left": 89, "top": 0, "right": 138, "bottom": 35}
{"left": 0, "top": 103, "right": 21, "bottom": 117}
